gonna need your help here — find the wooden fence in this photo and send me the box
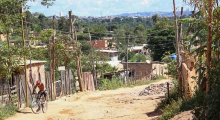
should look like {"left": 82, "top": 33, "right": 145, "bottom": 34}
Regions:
{"left": 0, "top": 69, "right": 76, "bottom": 108}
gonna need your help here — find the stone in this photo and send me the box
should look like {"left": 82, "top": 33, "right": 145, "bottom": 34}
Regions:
{"left": 139, "top": 82, "right": 174, "bottom": 96}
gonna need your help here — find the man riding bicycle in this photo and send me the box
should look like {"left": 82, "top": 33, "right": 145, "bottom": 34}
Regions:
{"left": 33, "top": 80, "right": 47, "bottom": 111}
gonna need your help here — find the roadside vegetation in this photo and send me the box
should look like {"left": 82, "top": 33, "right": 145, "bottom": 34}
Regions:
{"left": 155, "top": 0, "right": 220, "bottom": 119}
{"left": 99, "top": 75, "right": 167, "bottom": 91}
{"left": 0, "top": 103, "right": 18, "bottom": 119}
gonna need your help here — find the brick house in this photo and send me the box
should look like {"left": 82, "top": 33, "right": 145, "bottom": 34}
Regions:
{"left": 122, "top": 62, "right": 167, "bottom": 80}
{"left": 90, "top": 40, "right": 108, "bottom": 50}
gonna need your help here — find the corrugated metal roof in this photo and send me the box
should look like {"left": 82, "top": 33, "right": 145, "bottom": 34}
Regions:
{"left": 19, "top": 60, "right": 46, "bottom": 66}
{"left": 96, "top": 50, "right": 119, "bottom": 53}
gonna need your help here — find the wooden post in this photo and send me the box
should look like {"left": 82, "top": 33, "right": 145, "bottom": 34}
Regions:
{"left": 88, "top": 28, "right": 97, "bottom": 88}
{"left": 206, "top": 0, "right": 214, "bottom": 93}
{"left": 25, "top": 16, "right": 28, "bottom": 39}
{"left": 74, "top": 26, "right": 84, "bottom": 84}
{"left": 52, "top": 15, "right": 56, "bottom": 99}
{"left": 69, "top": 11, "right": 84, "bottom": 92}
{"left": 173, "top": 0, "right": 181, "bottom": 95}
{"left": 126, "top": 35, "right": 130, "bottom": 84}
{"left": 16, "top": 77, "right": 20, "bottom": 108}
{"left": 49, "top": 34, "right": 53, "bottom": 100}
{"left": 59, "top": 71, "right": 63, "bottom": 97}
{"left": 68, "top": 70, "right": 70, "bottom": 94}
{"left": 65, "top": 66, "right": 67, "bottom": 95}
{"left": 1, "top": 81, "right": 3, "bottom": 104}
{"left": 20, "top": 7, "right": 28, "bottom": 108}
{"left": 178, "top": 7, "right": 183, "bottom": 96}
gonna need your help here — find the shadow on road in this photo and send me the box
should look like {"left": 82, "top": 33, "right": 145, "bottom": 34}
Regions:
{"left": 146, "top": 109, "right": 163, "bottom": 117}
{"left": 17, "top": 111, "right": 32, "bottom": 114}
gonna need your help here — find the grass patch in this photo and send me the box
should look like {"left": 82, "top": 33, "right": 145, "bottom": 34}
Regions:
{"left": 127, "top": 79, "right": 165, "bottom": 87}
{"left": 0, "top": 103, "right": 18, "bottom": 119}
{"left": 158, "top": 97, "right": 195, "bottom": 120}
{"left": 154, "top": 75, "right": 167, "bottom": 80}
{"left": 99, "top": 75, "right": 168, "bottom": 90}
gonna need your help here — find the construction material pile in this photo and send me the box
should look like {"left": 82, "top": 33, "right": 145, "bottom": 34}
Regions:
{"left": 139, "top": 82, "right": 174, "bottom": 96}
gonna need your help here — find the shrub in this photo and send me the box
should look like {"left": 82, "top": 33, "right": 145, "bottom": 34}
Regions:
{"left": 156, "top": 79, "right": 199, "bottom": 120}
{"left": 156, "top": 79, "right": 179, "bottom": 110}
{"left": 153, "top": 75, "right": 167, "bottom": 80}
{"left": 0, "top": 103, "right": 18, "bottom": 119}
{"left": 99, "top": 75, "right": 124, "bottom": 90}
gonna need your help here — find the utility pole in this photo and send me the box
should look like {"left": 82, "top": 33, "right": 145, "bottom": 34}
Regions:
{"left": 206, "top": 0, "right": 213, "bottom": 93}
{"left": 69, "top": 11, "right": 84, "bottom": 92}
{"left": 178, "top": 7, "right": 183, "bottom": 96}
{"left": 126, "top": 35, "right": 130, "bottom": 84}
{"left": 49, "top": 19, "right": 53, "bottom": 100}
{"left": 24, "top": 10, "right": 33, "bottom": 88}
{"left": 179, "top": 7, "right": 183, "bottom": 51}
{"left": 20, "top": 7, "right": 28, "bottom": 107}
{"left": 88, "top": 28, "right": 97, "bottom": 88}
{"left": 52, "top": 16, "right": 56, "bottom": 99}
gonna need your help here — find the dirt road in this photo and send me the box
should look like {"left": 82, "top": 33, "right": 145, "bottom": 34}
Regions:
{"left": 7, "top": 80, "right": 169, "bottom": 120}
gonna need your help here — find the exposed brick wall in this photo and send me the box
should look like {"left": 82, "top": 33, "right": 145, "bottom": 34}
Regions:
{"left": 90, "top": 40, "right": 107, "bottom": 50}
{"left": 123, "top": 62, "right": 167, "bottom": 80}
{"left": 123, "top": 63, "right": 152, "bottom": 80}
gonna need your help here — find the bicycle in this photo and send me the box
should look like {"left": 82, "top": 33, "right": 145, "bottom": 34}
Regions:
{"left": 31, "top": 91, "right": 48, "bottom": 114}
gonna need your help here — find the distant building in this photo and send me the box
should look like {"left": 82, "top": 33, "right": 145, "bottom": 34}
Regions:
{"left": 60, "top": 12, "right": 64, "bottom": 17}
{"left": 90, "top": 40, "right": 107, "bottom": 50}
{"left": 90, "top": 38, "right": 116, "bottom": 50}
{"left": 121, "top": 62, "right": 167, "bottom": 80}
{"left": 130, "top": 44, "right": 149, "bottom": 54}
{"left": 96, "top": 49, "right": 121, "bottom": 68}
{"left": 96, "top": 49, "right": 119, "bottom": 61}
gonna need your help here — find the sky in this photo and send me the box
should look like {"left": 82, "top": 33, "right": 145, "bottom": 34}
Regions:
{"left": 27, "top": 0, "right": 191, "bottom": 17}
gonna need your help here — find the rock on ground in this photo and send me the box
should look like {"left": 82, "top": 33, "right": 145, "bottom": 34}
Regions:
{"left": 139, "top": 82, "right": 174, "bottom": 96}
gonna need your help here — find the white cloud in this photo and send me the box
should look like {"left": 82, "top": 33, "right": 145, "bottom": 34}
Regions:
{"left": 95, "top": 0, "right": 103, "bottom": 5}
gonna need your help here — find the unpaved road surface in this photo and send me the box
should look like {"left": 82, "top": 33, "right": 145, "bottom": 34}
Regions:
{"left": 7, "top": 80, "right": 169, "bottom": 120}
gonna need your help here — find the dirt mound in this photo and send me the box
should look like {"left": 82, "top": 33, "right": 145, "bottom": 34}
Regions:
{"left": 171, "top": 110, "right": 193, "bottom": 120}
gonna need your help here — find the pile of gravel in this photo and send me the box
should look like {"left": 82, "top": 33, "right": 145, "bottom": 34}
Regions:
{"left": 139, "top": 82, "right": 174, "bottom": 96}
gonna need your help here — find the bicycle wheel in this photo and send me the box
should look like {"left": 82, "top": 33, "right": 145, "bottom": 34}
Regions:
{"left": 31, "top": 100, "right": 41, "bottom": 114}
{"left": 42, "top": 101, "right": 48, "bottom": 113}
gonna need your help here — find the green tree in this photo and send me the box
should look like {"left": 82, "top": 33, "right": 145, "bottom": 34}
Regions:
{"left": 0, "top": 0, "right": 25, "bottom": 47}
{"left": 39, "top": 29, "right": 54, "bottom": 44}
{"left": 134, "top": 24, "right": 145, "bottom": 33}
{"left": 129, "top": 54, "right": 147, "bottom": 62}
{"left": 152, "top": 14, "right": 160, "bottom": 24}
{"left": 90, "top": 24, "right": 107, "bottom": 40}
{"left": 57, "top": 17, "right": 69, "bottom": 32}
{"left": 147, "top": 21, "right": 175, "bottom": 61}
{"left": 0, "top": 44, "right": 24, "bottom": 82}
